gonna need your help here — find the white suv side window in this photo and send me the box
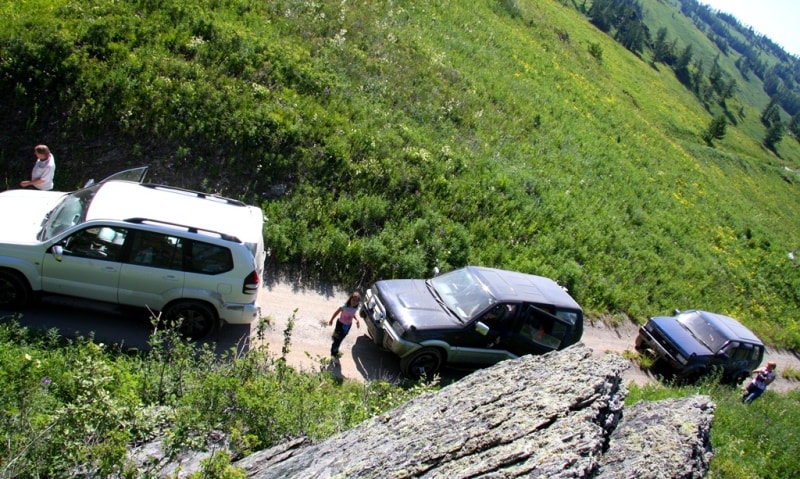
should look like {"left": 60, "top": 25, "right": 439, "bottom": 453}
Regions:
{"left": 62, "top": 226, "right": 128, "bottom": 261}
{"left": 129, "top": 231, "right": 183, "bottom": 269}
{"left": 188, "top": 241, "right": 233, "bottom": 275}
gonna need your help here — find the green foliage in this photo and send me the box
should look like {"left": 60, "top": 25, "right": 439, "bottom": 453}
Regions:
{"left": 761, "top": 97, "right": 782, "bottom": 127}
{"left": 587, "top": 42, "right": 603, "bottom": 61}
{"left": 0, "top": 322, "right": 141, "bottom": 477}
{"left": 189, "top": 451, "right": 246, "bottom": 479}
{"left": 629, "top": 349, "right": 657, "bottom": 369}
{"left": 703, "top": 114, "right": 727, "bottom": 145}
{"left": 790, "top": 113, "right": 800, "bottom": 142}
{"left": 764, "top": 120, "right": 785, "bottom": 151}
{"left": 781, "top": 366, "right": 800, "bottom": 382}
{"left": 0, "top": 317, "right": 432, "bottom": 477}
{"left": 1, "top": 0, "right": 800, "bottom": 351}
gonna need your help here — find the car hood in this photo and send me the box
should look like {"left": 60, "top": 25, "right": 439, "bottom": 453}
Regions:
{"left": 650, "top": 316, "right": 713, "bottom": 357}
{"left": 374, "top": 279, "right": 460, "bottom": 330}
{"left": 0, "top": 189, "right": 65, "bottom": 243}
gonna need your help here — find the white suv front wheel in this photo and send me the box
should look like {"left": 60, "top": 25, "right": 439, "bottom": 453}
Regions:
{"left": 163, "top": 300, "right": 219, "bottom": 340}
{"left": 0, "top": 269, "right": 32, "bottom": 309}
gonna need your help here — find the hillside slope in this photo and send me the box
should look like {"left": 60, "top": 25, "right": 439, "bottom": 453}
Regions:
{"left": 2, "top": 0, "right": 800, "bottom": 348}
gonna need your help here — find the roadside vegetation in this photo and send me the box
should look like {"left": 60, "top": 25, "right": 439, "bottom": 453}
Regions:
{"left": 1, "top": 316, "right": 798, "bottom": 478}
{"left": 0, "top": 317, "right": 435, "bottom": 477}
{"left": 2, "top": 1, "right": 800, "bottom": 349}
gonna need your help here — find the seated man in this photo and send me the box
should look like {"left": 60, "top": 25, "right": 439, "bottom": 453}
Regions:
{"left": 483, "top": 304, "right": 516, "bottom": 347}
{"left": 133, "top": 234, "right": 162, "bottom": 266}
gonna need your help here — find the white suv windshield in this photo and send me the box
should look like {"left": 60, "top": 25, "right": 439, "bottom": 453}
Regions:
{"left": 41, "top": 186, "right": 100, "bottom": 241}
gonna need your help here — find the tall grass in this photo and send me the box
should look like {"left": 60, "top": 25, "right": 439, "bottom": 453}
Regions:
{"left": 1, "top": 0, "right": 800, "bottom": 350}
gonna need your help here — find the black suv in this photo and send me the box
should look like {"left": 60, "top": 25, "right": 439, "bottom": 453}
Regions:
{"left": 360, "top": 266, "right": 584, "bottom": 378}
{"left": 635, "top": 310, "right": 765, "bottom": 383}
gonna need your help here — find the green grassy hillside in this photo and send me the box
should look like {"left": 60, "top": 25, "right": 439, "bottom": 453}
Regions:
{"left": 2, "top": 0, "right": 800, "bottom": 348}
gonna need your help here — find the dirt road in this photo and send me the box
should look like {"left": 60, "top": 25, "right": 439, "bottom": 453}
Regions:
{"left": 7, "top": 273, "right": 797, "bottom": 392}
{"left": 258, "top": 275, "right": 800, "bottom": 392}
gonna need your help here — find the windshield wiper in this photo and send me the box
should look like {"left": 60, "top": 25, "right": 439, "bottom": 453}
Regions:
{"left": 682, "top": 324, "right": 713, "bottom": 351}
{"left": 426, "top": 279, "right": 463, "bottom": 321}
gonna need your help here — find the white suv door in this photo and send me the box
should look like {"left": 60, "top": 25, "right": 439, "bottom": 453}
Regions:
{"left": 40, "top": 226, "right": 127, "bottom": 302}
{"left": 117, "top": 230, "right": 185, "bottom": 309}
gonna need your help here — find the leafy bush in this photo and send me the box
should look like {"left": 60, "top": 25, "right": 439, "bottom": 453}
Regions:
{"left": 1, "top": 0, "right": 800, "bottom": 350}
{"left": 0, "top": 318, "right": 434, "bottom": 477}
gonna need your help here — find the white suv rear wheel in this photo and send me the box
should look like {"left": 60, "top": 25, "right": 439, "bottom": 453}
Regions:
{"left": 163, "top": 300, "right": 218, "bottom": 339}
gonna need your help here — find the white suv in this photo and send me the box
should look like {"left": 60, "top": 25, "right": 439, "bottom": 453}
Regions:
{"left": 0, "top": 167, "right": 266, "bottom": 338}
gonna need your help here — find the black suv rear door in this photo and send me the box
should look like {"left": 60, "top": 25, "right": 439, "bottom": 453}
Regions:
{"left": 506, "top": 304, "right": 570, "bottom": 356}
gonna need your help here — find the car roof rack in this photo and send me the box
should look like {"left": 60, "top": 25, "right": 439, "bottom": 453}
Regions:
{"left": 124, "top": 217, "right": 242, "bottom": 243}
{"left": 139, "top": 183, "right": 246, "bottom": 207}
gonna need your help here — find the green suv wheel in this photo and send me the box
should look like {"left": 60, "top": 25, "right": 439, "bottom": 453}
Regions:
{"left": 400, "top": 347, "right": 443, "bottom": 380}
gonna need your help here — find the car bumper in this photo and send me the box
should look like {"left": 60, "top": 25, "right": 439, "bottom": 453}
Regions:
{"left": 219, "top": 301, "right": 260, "bottom": 325}
{"left": 636, "top": 327, "right": 684, "bottom": 369}
{"left": 361, "top": 306, "right": 384, "bottom": 345}
{"left": 361, "top": 304, "right": 420, "bottom": 358}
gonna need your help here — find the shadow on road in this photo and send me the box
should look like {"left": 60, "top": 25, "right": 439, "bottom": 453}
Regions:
{"left": 350, "top": 335, "right": 403, "bottom": 382}
{"left": 348, "top": 335, "right": 478, "bottom": 386}
{"left": 1, "top": 295, "right": 252, "bottom": 356}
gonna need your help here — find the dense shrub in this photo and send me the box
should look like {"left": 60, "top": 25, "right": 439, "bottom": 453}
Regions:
{"left": 1, "top": 0, "right": 800, "bottom": 350}
{"left": 0, "top": 318, "right": 431, "bottom": 477}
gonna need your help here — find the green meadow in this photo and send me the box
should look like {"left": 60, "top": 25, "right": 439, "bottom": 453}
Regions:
{"left": 6, "top": 0, "right": 798, "bottom": 346}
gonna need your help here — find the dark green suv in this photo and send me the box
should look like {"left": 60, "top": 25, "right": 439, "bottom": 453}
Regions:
{"left": 360, "top": 266, "right": 584, "bottom": 379}
{"left": 635, "top": 310, "right": 765, "bottom": 383}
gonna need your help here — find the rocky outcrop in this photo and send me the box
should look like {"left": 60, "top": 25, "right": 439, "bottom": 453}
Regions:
{"left": 597, "top": 395, "right": 715, "bottom": 478}
{"left": 235, "top": 344, "right": 716, "bottom": 478}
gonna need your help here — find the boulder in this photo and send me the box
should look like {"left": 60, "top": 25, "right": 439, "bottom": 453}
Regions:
{"left": 596, "top": 395, "right": 716, "bottom": 478}
{"left": 235, "top": 344, "right": 716, "bottom": 478}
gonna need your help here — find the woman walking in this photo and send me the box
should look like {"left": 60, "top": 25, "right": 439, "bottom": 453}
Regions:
{"left": 329, "top": 292, "right": 361, "bottom": 358}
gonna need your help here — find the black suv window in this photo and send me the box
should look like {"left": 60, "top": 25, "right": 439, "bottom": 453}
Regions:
{"left": 129, "top": 231, "right": 183, "bottom": 270}
{"left": 481, "top": 303, "right": 518, "bottom": 343}
{"left": 518, "top": 305, "right": 566, "bottom": 349}
{"left": 733, "top": 344, "right": 763, "bottom": 362}
{"left": 61, "top": 226, "right": 128, "bottom": 261}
